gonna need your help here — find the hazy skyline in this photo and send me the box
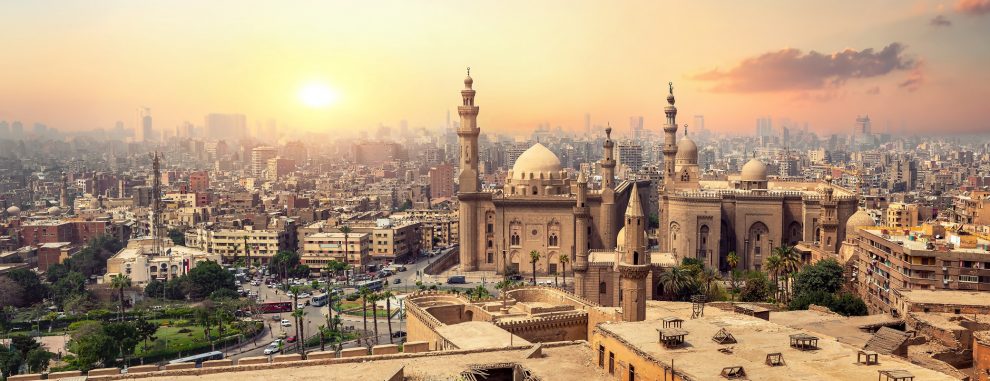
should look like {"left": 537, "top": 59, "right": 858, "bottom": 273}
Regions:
{"left": 1, "top": 0, "right": 989, "bottom": 137}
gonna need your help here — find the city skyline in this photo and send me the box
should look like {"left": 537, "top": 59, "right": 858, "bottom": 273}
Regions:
{"left": 1, "top": 1, "right": 989, "bottom": 136}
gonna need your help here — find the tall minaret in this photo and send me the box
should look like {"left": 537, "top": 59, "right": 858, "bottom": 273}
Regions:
{"left": 619, "top": 184, "right": 648, "bottom": 322}
{"left": 457, "top": 68, "right": 481, "bottom": 271}
{"left": 59, "top": 172, "right": 69, "bottom": 209}
{"left": 600, "top": 127, "right": 617, "bottom": 250}
{"left": 572, "top": 171, "right": 591, "bottom": 298}
{"left": 662, "top": 82, "right": 678, "bottom": 186}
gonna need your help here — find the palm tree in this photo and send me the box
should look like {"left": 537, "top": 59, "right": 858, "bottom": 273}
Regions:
{"left": 528, "top": 250, "right": 542, "bottom": 285}
{"left": 495, "top": 279, "right": 515, "bottom": 311}
{"left": 291, "top": 308, "right": 306, "bottom": 354}
{"left": 290, "top": 285, "right": 301, "bottom": 348}
{"left": 558, "top": 254, "right": 569, "bottom": 287}
{"left": 358, "top": 286, "right": 371, "bottom": 344}
{"left": 777, "top": 245, "right": 801, "bottom": 303}
{"left": 765, "top": 254, "right": 783, "bottom": 302}
{"left": 658, "top": 266, "right": 690, "bottom": 300}
{"left": 110, "top": 274, "right": 131, "bottom": 320}
{"left": 367, "top": 292, "right": 381, "bottom": 345}
{"left": 469, "top": 284, "right": 490, "bottom": 301}
{"left": 339, "top": 225, "right": 352, "bottom": 276}
{"left": 242, "top": 236, "right": 251, "bottom": 270}
{"left": 699, "top": 267, "right": 721, "bottom": 298}
{"left": 381, "top": 288, "right": 395, "bottom": 343}
{"left": 727, "top": 251, "right": 740, "bottom": 301}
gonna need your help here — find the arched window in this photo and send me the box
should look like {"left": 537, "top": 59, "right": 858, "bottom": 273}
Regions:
{"left": 511, "top": 232, "right": 520, "bottom": 246}
{"left": 633, "top": 251, "right": 640, "bottom": 265}
{"left": 599, "top": 281, "right": 607, "bottom": 294}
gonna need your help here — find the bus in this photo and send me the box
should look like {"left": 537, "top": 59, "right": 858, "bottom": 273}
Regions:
{"left": 257, "top": 301, "right": 292, "bottom": 314}
{"left": 168, "top": 351, "right": 224, "bottom": 367}
{"left": 311, "top": 293, "right": 329, "bottom": 307}
{"left": 355, "top": 279, "right": 384, "bottom": 292}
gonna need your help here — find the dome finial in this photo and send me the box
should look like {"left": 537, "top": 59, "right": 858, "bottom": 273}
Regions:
{"left": 463, "top": 67, "right": 474, "bottom": 88}
{"left": 605, "top": 124, "right": 612, "bottom": 139}
{"left": 684, "top": 124, "right": 688, "bottom": 137}
{"left": 467, "top": 66, "right": 470, "bottom": 76}
{"left": 666, "top": 82, "right": 676, "bottom": 105}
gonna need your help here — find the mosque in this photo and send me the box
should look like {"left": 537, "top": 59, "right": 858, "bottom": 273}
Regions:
{"left": 455, "top": 72, "right": 860, "bottom": 314}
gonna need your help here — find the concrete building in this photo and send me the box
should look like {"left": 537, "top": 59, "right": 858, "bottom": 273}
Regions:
{"left": 951, "top": 190, "right": 990, "bottom": 225}
{"left": 428, "top": 164, "right": 455, "bottom": 199}
{"left": 886, "top": 202, "right": 921, "bottom": 228}
{"left": 300, "top": 231, "right": 371, "bottom": 267}
{"left": 205, "top": 113, "right": 247, "bottom": 140}
{"left": 104, "top": 237, "right": 220, "bottom": 286}
{"left": 188, "top": 171, "right": 209, "bottom": 193}
{"left": 184, "top": 225, "right": 294, "bottom": 265}
{"left": 18, "top": 220, "right": 110, "bottom": 247}
{"left": 250, "top": 146, "right": 277, "bottom": 178}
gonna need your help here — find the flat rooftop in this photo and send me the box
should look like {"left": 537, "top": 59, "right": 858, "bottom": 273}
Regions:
{"left": 597, "top": 301, "right": 955, "bottom": 380}
{"left": 863, "top": 228, "right": 990, "bottom": 254}
{"left": 134, "top": 342, "right": 601, "bottom": 381}
{"left": 896, "top": 289, "right": 990, "bottom": 307}
{"left": 771, "top": 310, "right": 903, "bottom": 348}
{"left": 435, "top": 321, "right": 531, "bottom": 350}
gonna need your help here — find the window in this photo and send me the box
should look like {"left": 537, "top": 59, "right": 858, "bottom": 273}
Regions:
{"left": 598, "top": 345, "right": 604, "bottom": 367}
{"left": 608, "top": 352, "right": 614, "bottom": 374}
{"left": 487, "top": 252, "right": 494, "bottom": 263}
{"left": 629, "top": 364, "right": 635, "bottom": 381}
{"left": 960, "top": 275, "right": 978, "bottom": 283}
{"left": 486, "top": 223, "right": 493, "bottom": 233}
{"left": 599, "top": 281, "right": 607, "bottom": 294}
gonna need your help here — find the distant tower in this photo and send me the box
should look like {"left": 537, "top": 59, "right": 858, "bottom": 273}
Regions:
{"left": 819, "top": 176, "right": 840, "bottom": 253}
{"left": 457, "top": 68, "right": 482, "bottom": 271}
{"left": 572, "top": 172, "right": 591, "bottom": 297}
{"left": 600, "top": 127, "right": 617, "bottom": 249}
{"left": 618, "top": 184, "right": 648, "bottom": 322}
{"left": 151, "top": 152, "right": 164, "bottom": 256}
{"left": 59, "top": 172, "right": 69, "bottom": 209}
{"left": 662, "top": 83, "right": 679, "bottom": 186}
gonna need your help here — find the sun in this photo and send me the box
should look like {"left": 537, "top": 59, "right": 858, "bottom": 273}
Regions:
{"left": 298, "top": 83, "right": 339, "bottom": 108}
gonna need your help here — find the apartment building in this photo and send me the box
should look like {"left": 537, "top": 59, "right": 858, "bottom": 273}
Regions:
{"left": 184, "top": 225, "right": 293, "bottom": 265}
{"left": 300, "top": 231, "right": 371, "bottom": 267}
{"left": 852, "top": 223, "right": 990, "bottom": 316}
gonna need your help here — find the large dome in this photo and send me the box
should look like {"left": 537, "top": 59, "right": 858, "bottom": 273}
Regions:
{"left": 512, "top": 143, "right": 562, "bottom": 178}
{"left": 5, "top": 206, "right": 20, "bottom": 216}
{"left": 846, "top": 209, "right": 876, "bottom": 231}
{"left": 675, "top": 136, "right": 698, "bottom": 164}
{"left": 740, "top": 158, "right": 768, "bottom": 181}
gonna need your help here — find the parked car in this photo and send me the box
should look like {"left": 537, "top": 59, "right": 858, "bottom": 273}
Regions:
{"left": 280, "top": 319, "right": 292, "bottom": 327}
{"left": 447, "top": 275, "right": 466, "bottom": 284}
{"left": 264, "top": 346, "right": 280, "bottom": 355}
{"left": 286, "top": 336, "right": 297, "bottom": 343}
{"left": 393, "top": 278, "right": 402, "bottom": 284}
{"left": 272, "top": 315, "right": 282, "bottom": 321}
{"left": 391, "top": 331, "right": 407, "bottom": 339}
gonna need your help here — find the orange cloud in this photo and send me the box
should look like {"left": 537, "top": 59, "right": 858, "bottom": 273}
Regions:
{"left": 956, "top": 0, "right": 990, "bottom": 15}
{"left": 692, "top": 43, "right": 917, "bottom": 93}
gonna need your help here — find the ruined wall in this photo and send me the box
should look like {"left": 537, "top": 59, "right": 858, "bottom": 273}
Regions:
{"left": 975, "top": 333, "right": 990, "bottom": 381}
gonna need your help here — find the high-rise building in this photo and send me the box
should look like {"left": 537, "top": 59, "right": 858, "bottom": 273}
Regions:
{"left": 616, "top": 141, "right": 644, "bottom": 174}
{"left": 756, "top": 116, "right": 773, "bottom": 137}
{"left": 352, "top": 141, "right": 403, "bottom": 164}
{"left": 139, "top": 108, "right": 153, "bottom": 142}
{"left": 584, "top": 113, "right": 591, "bottom": 136}
{"left": 250, "top": 146, "right": 277, "bottom": 178}
{"left": 630, "top": 116, "right": 644, "bottom": 139}
{"left": 205, "top": 113, "right": 247, "bottom": 140}
{"left": 189, "top": 171, "right": 209, "bottom": 193}
{"left": 429, "top": 164, "right": 455, "bottom": 199}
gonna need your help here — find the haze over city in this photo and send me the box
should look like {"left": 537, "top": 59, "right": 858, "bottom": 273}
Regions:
{"left": 2, "top": 0, "right": 989, "bottom": 137}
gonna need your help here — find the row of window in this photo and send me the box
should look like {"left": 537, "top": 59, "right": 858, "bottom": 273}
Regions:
{"left": 598, "top": 344, "right": 635, "bottom": 381}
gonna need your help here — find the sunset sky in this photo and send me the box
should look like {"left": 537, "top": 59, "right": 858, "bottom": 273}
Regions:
{"left": 1, "top": 0, "right": 989, "bottom": 137}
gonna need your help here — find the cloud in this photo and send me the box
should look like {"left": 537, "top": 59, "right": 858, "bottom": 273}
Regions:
{"left": 866, "top": 86, "right": 881, "bottom": 95}
{"left": 898, "top": 61, "right": 926, "bottom": 92}
{"left": 930, "top": 14, "right": 952, "bottom": 26}
{"left": 692, "top": 43, "right": 917, "bottom": 93}
{"left": 956, "top": 0, "right": 990, "bottom": 15}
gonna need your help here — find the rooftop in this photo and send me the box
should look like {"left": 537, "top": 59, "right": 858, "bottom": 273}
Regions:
{"left": 895, "top": 289, "right": 990, "bottom": 307}
{"left": 435, "top": 321, "right": 532, "bottom": 350}
{"left": 597, "top": 301, "right": 955, "bottom": 380}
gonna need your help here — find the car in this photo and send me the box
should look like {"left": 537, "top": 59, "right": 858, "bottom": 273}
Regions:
{"left": 508, "top": 274, "right": 524, "bottom": 281}
{"left": 296, "top": 303, "right": 305, "bottom": 309}
{"left": 281, "top": 319, "right": 292, "bottom": 327}
{"left": 272, "top": 315, "right": 282, "bottom": 321}
{"left": 286, "top": 336, "right": 297, "bottom": 343}
{"left": 270, "top": 339, "right": 283, "bottom": 346}
{"left": 263, "top": 346, "right": 280, "bottom": 355}
{"left": 393, "top": 278, "right": 402, "bottom": 284}
{"left": 298, "top": 292, "right": 311, "bottom": 298}
{"left": 391, "top": 331, "right": 407, "bottom": 339}
{"left": 447, "top": 275, "right": 466, "bottom": 284}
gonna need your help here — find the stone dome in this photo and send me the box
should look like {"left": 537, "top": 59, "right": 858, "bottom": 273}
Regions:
{"left": 675, "top": 136, "right": 698, "bottom": 164}
{"left": 740, "top": 158, "right": 768, "bottom": 181}
{"left": 511, "top": 143, "right": 562, "bottom": 179}
{"left": 47, "top": 206, "right": 61, "bottom": 215}
{"left": 846, "top": 209, "right": 876, "bottom": 231}
{"left": 616, "top": 226, "right": 647, "bottom": 252}
{"left": 5, "top": 206, "right": 20, "bottom": 216}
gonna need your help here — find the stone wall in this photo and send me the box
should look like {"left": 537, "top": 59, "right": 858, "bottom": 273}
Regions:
{"left": 975, "top": 333, "right": 990, "bottom": 381}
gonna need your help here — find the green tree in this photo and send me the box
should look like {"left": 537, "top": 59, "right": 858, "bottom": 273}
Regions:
{"left": 558, "top": 254, "right": 569, "bottom": 287}
{"left": 381, "top": 288, "right": 395, "bottom": 343}
{"left": 45, "top": 263, "right": 70, "bottom": 283}
{"left": 164, "top": 277, "right": 186, "bottom": 300}
{"left": 830, "top": 293, "right": 868, "bottom": 316}
{"left": 67, "top": 321, "right": 116, "bottom": 371}
{"left": 111, "top": 274, "right": 132, "bottom": 319}
{"left": 788, "top": 289, "right": 835, "bottom": 311}
{"left": 291, "top": 308, "right": 306, "bottom": 353}
{"left": 698, "top": 267, "right": 721, "bottom": 299}
{"left": 51, "top": 271, "right": 87, "bottom": 308}
{"left": 144, "top": 280, "right": 165, "bottom": 298}
{"left": 368, "top": 292, "right": 381, "bottom": 345}
{"left": 528, "top": 250, "right": 542, "bottom": 285}
{"left": 5, "top": 269, "right": 46, "bottom": 306}
{"left": 358, "top": 286, "right": 372, "bottom": 344}
{"left": 167, "top": 228, "right": 186, "bottom": 245}
{"left": 765, "top": 254, "right": 783, "bottom": 302}
{"left": 778, "top": 245, "right": 802, "bottom": 304}
{"left": 792, "top": 259, "right": 844, "bottom": 296}
{"left": 726, "top": 251, "right": 740, "bottom": 301}
{"left": 658, "top": 266, "right": 691, "bottom": 300}
{"left": 25, "top": 348, "right": 53, "bottom": 373}
{"left": 740, "top": 271, "right": 772, "bottom": 302}
{"left": 0, "top": 276, "right": 25, "bottom": 308}
{"left": 183, "top": 260, "right": 236, "bottom": 299}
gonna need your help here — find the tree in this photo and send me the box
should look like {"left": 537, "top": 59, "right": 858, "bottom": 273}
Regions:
{"left": 558, "top": 254, "right": 569, "bottom": 287}
{"left": 830, "top": 293, "right": 868, "bottom": 316}
{"left": 358, "top": 286, "right": 371, "bottom": 344}
{"left": 339, "top": 226, "right": 352, "bottom": 270}
{"left": 164, "top": 277, "right": 186, "bottom": 300}
{"left": 726, "top": 251, "right": 740, "bottom": 301}
{"left": 290, "top": 285, "right": 302, "bottom": 350}
{"left": 5, "top": 269, "right": 45, "bottom": 306}
{"left": 45, "top": 263, "right": 70, "bottom": 283}
{"left": 183, "top": 260, "right": 236, "bottom": 299}
{"left": 68, "top": 321, "right": 116, "bottom": 371}
{"left": 658, "top": 266, "right": 691, "bottom": 300}
{"left": 765, "top": 254, "right": 783, "bottom": 302}
{"left": 788, "top": 289, "right": 835, "bottom": 311}
{"left": 270, "top": 251, "right": 302, "bottom": 281}
{"left": 111, "top": 274, "right": 132, "bottom": 319}
{"left": 528, "top": 250, "right": 542, "bottom": 285}
{"left": 0, "top": 276, "right": 25, "bottom": 308}
{"left": 134, "top": 317, "right": 158, "bottom": 349}
{"left": 792, "top": 259, "right": 844, "bottom": 296}
{"left": 740, "top": 271, "right": 772, "bottom": 302}
{"left": 25, "top": 348, "right": 53, "bottom": 373}
{"left": 381, "top": 289, "right": 395, "bottom": 344}
{"left": 698, "top": 267, "right": 721, "bottom": 299}
{"left": 468, "top": 285, "right": 490, "bottom": 301}
{"left": 291, "top": 308, "right": 306, "bottom": 353}
{"left": 144, "top": 280, "right": 165, "bottom": 298}
{"left": 778, "top": 245, "right": 802, "bottom": 304}
{"left": 51, "top": 271, "right": 87, "bottom": 309}
{"left": 368, "top": 292, "right": 381, "bottom": 345}
{"left": 167, "top": 228, "right": 186, "bottom": 245}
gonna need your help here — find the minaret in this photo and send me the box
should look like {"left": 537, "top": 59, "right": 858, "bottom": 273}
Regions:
{"left": 619, "top": 184, "right": 649, "bottom": 322}
{"left": 820, "top": 176, "right": 840, "bottom": 254}
{"left": 572, "top": 172, "right": 591, "bottom": 298}
{"left": 600, "top": 127, "right": 617, "bottom": 250}
{"left": 662, "top": 82, "right": 678, "bottom": 186}
{"left": 151, "top": 152, "right": 164, "bottom": 256}
{"left": 457, "top": 68, "right": 482, "bottom": 271}
{"left": 59, "top": 172, "right": 69, "bottom": 209}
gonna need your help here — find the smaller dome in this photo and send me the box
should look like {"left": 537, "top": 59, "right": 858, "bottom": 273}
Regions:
{"left": 47, "top": 206, "right": 61, "bottom": 214}
{"left": 675, "top": 136, "right": 698, "bottom": 164}
{"left": 616, "top": 226, "right": 647, "bottom": 252}
{"left": 846, "top": 209, "right": 876, "bottom": 231}
{"left": 464, "top": 75, "right": 473, "bottom": 88}
{"left": 741, "top": 158, "right": 768, "bottom": 182}
{"left": 5, "top": 206, "right": 20, "bottom": 215}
